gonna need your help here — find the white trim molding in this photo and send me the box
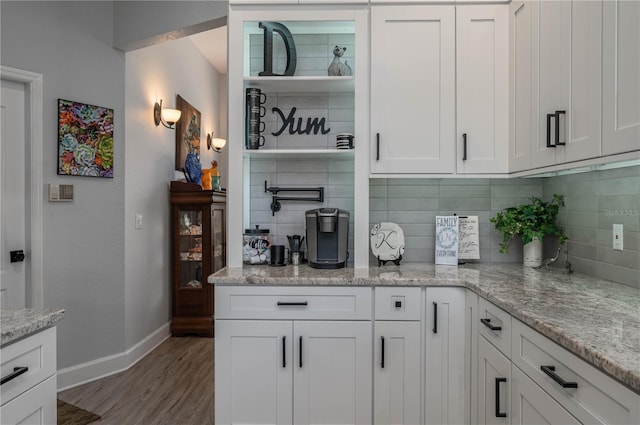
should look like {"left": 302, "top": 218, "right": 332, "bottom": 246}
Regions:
{"left": 56, "top": 321, "right": 171, "bottom": 391}
{"left": 0, "top": 66, "right": 44, "bottom": 309}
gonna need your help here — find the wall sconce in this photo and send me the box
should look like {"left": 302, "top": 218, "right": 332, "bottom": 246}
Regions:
{"left": 207, "top": 133, "right": 227, "bottom": 152}
{"left": 153, "top": 99, "right": 181, "bottom": 129}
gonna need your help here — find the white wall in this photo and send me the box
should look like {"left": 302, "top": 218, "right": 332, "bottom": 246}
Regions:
{"left": 1, "top": 1, "right": 126, "bottom": 368}
{"left": 124, "top": 37, "right": 224, "bottom": 348}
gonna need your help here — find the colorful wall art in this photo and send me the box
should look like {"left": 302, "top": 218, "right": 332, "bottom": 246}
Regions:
{"left": 57, "top": 99, "right": 114, "bottom": 178}
{"left": 175, "top": 94, "right": 201, "bottom": 171}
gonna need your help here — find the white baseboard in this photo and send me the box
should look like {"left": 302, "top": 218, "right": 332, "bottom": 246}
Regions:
{"left": 56, "top": 321, "right": 171, "bottom": 392}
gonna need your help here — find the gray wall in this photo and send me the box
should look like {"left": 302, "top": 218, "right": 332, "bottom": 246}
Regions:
{"left": 544, "top": 165, "right": 639, "bottom": 288}
{"left": 1, "top": 1, "right": 126, "bottom": 367}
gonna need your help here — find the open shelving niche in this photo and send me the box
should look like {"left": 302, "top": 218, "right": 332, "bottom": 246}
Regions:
{"left": 227, "top": 6, "right": 370, "bottom": 268}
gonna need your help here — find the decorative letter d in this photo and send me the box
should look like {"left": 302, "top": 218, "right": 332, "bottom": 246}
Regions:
{"left": 259, "top": 22, "right": 297, "bottom": 76}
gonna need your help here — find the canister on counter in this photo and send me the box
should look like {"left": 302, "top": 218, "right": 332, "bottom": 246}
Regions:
{"left": 243, "top": 225, "right": 271, "bottom": 265}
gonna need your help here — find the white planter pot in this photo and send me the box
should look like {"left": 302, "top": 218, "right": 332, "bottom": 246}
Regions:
{"left": 523, "top": 238, "right": 543, "bottom": 267}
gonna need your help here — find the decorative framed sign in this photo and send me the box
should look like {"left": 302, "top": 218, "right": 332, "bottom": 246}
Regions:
{"left": 174, "top": 95, "right": 201, "bottom": 171}
{"left": 57, "top": 99, "right": 114, "bottom": 178}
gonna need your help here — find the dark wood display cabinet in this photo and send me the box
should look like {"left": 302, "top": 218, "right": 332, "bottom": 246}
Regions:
{"left": 170, "top": 181, "right": 226, "bottom": 337}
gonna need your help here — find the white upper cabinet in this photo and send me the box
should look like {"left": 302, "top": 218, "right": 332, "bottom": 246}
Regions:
{"left": 456, "top": 5, "right": 509, "bottom": 174}
{"left": 602, "top": 0, "right": 640, "bottom": 155}
{"left": 370, "top": 5, "right": 456, "bottom": 174}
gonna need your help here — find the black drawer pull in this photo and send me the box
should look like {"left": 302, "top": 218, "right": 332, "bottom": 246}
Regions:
{"left": 495, "top": 377, "right": 507, "bottom": 418}
{"left": 554, "top": 110, "right": 566, "bottom": 146}
{"left": 1, "top": 366, "right": 29, "bottom": 385}
{"left": 462, "top": 133, "right": 468, "bottom": 161}
{"left": 480, "top": 318, "right": 502, "bottom": 331}
{"left": 376, "top": 133, "right": 380, "bottom": 161}
{"left": 541, "top": 365, "right": 578, "bottom": 388}
{"left": 381, "top": 336, "right": 385, "bottom": 369}
{"left": 546, "top": 113, "right": 556, "bottom": 148}
{"left": 277, "top": 301, "right": 308, "bottom": 306}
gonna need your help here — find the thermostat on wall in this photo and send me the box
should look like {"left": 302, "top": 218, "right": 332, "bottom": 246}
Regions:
{"left": 49, "top": 184, "right": 74, "bottom": 201}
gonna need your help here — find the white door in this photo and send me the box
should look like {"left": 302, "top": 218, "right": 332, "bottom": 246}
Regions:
{"left": 509, "top": 0, "right": 535, "bottom": 172}
{"left": 374, "top": 321, "right": 421, "bottom": 425}
{"left": 370, "top": 5, "right": 456, "bottom": 174}
{"left": 425, "top": 287, "right": 466, "bottom": 425}
{"left": 511, "top": 365, "right": 580, "bottom": 425}
{"left": 214, "top": 320, "right": 293, "bottom": 425}
{"left": 456, "top": 5, "right": 509, "bottom": 174}
{"left": 602, "top": 0, "right": 640, "bottom": 155}
{"left": 0, "top": 79, "right": 27, "bottom": 309}
{"left": 293, "top": 320, "right": 372, "bottom": 425}
{"left": 478, "top": 336, "right": 511, "bottom": 425}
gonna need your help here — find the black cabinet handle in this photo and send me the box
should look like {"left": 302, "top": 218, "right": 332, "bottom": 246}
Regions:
{"left": 376, "top": 133, "right": 380, "bottom": 161}
{"left": 554, "top": 110, "right": 566, "bottom": 146}
{"left": 1, "top": 366, "right": 29, "bottom": 385}
{"left": 381, "top": 336, "right": 385, "bottom": 369}
{"left": 541, "top": 365, "right": 578, "bottom": 388}
{"left": 546, "top": 113, "right": 556, "bottom": 148}
{"left": 495, "top": 377, "right": 507, "bottom": 418}
{"left": 433, "top": 302, "right": 438, "bottom": 334}
{"left": 299, "top": 336, "right": 303, "bottom": 368}
{"left": 277, "top": 301, "right": 308, "bottom": 306}
{"left": 480, "top": 318, "right": 502, "bottom": 331}
{"left": 462, "top": 133, "right": 468, "bottom": 161}
{"left": 282, "top": 336, "right": 286, "bottom": 368}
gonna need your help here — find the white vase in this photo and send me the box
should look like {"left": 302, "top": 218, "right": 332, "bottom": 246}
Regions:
{"left": 523, "top": 238, "right": 543, "bottom": 267}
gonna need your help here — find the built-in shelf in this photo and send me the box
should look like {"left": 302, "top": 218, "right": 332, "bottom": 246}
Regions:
{"left": 243, "top": 148, "right": 355, "bottom": 160}
{"left": 243, "top": 76, "right": 355, "bottom": 93}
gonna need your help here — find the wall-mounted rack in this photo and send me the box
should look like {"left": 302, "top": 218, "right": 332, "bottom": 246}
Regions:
{"left": 264, "top": 180, "right": 324, "bottom": 216}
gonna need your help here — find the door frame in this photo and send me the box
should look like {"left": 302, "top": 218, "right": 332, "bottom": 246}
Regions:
{"left": 1, "top": 66, "right": 44, "bottom": 308}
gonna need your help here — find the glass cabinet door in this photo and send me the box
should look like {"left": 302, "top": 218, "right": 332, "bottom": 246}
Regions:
{"left": 178, "top": 208, "right": 204, "bottom": 289}
{"left": 212, "top": 204, "right": 225, "bottom": 273}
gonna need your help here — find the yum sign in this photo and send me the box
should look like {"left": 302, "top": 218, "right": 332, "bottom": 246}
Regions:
{"left": 271, "top": 107, "right": 331, "bottom": 137}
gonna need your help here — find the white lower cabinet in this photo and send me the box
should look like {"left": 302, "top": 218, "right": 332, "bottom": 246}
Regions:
{"left": 0, "top": 375, "right": 57, "bottom": 425}
{"left": 511, "top": 365, "right": 580, "bottom": 425}
{"left": 425, "top": 287, "right": 466, "bottom": 425}
{"left": 478, "top": 336, "right": 510, "bottom": 425}
{"left": 374, "top": 321, "right": 421, "bottom": 425}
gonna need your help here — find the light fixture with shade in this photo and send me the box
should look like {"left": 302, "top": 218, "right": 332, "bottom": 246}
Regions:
{"left": 153, "top": 99, "right": 182, "bottom": 129}
{"left": 207, "top": 133, "right": 227, "bottom": 152}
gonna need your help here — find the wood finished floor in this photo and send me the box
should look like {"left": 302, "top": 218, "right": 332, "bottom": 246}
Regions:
{"left": 58, "top": 337, "right": 214, "bottom": 425}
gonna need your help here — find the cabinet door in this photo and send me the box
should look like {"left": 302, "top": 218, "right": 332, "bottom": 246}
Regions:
{"left": 215, "top": 320, "right": 293, "bottom": 425}
{"left": 293, "top": 321, "right": 372, "bottom": 425}
{"left": 457, "top": 5, "right": 509, "bottom": 174}
{"left": 603, "top": 0, "right": 640, "bottom": 155}
{"left": 0, "top": 375, "right": 56, "bottom": 425}
{"left": 370, "top": 6, "right": 455, "bottom": 174}
{"left": 478, "top": 337, "right": 511, "bottom": 425}
{"left": 374, "top": 321, "right": 421, "bottom": 425}
{"left": 509, "top": 0, "right": 535, "bottom": 172}
{"left": 511, "top": 365, "right": 580, "bottom": 425}
{"left": 425, "top": 287, "right": 466, "bottom": 425}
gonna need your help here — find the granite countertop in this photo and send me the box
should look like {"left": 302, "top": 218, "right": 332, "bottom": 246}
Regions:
{"left": 1, "top": 308, "right": 65, "bottom": 346}
{"left": 209, "top": 263, "right": 640, "bottom": 394}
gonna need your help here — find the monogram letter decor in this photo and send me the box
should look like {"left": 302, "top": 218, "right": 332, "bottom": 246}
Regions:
{"left": 259, "top": 22, "right": 297, "bottom": 76}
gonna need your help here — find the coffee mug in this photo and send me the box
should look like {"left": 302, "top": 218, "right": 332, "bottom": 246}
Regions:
{"left": 336, "top": 133, "right": 354, "bottom": 149}
{"left": 250, "top": 104, "right": 266, "bottom": 117}
{"left": 246, "top": 88, "right": 267, "bottom": 105}
{"left": 270, "top": 245, "right": 289, "bottom": 266}
{"left": 247, "top": 134, "right": 265, "bottom": 150}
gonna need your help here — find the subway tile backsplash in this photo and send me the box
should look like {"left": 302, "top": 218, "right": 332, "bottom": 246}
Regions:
{"left": 249, "top": 159, "right": 639, "bottom": 288}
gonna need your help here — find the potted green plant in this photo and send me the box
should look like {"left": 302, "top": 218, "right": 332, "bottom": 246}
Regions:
{"left": 490, "top": 194, "right": 567, "bottom": 267}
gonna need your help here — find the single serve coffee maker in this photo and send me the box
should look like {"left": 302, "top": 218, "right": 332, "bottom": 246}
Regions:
{"left": 305, "top": 208, "right": 349, "bottom": 269}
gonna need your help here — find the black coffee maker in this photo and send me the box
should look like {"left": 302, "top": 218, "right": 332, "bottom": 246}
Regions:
{"left": 305, "top": 208, "right": 349, "bottom": 269}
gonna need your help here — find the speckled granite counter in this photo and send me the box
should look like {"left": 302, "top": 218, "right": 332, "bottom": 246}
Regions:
{"left": 1, "top": 308, "right": 65, "bottom": 346}
{"left": 209, "top": 263, "right": 640, "bottom": 393}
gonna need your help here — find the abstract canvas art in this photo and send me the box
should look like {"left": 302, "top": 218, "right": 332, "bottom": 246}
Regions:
{"left": 57, "top": 99, "right": 114, "bottom": 178}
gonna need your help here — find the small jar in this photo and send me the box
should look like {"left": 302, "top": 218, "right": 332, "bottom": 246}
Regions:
{"left": 243, "top": 225, "right": 271, "bottom": 265}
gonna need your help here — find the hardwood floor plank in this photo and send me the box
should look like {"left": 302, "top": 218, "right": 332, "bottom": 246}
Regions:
{"left": 58, "top": 337, "right": 214, "bottom": 425}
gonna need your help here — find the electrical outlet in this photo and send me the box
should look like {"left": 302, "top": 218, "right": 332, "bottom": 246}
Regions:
{"left": 613, "top": 224, "right": 623, "bottom": 251}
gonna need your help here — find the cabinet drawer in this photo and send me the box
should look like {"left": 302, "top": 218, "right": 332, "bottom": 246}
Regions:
{"left": 512, "top": 320, "right": 640, "bottom": 424}
{"left": 0, "top": 374, "right": 56, "bottom": 425}
{"left": 374, "top": 287, "right": 421, "bottom": 321}
{"left": 1, "top": 327, "right": 56, "bottom": 406}
{"left": 215, "top": 286, "right": 372, "bottom": 320}
{"left": 478, "top": 297, "right": 512, "bottom": 358}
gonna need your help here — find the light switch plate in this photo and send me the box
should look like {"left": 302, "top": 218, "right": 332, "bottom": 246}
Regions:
{"left": 135, "top": 214, "right": 144, "bottom": 230}
{"left": 48, "top": 184, "right": 74, "bottom": 201}
{"left": 613, "top": 224, "right": 623, "bottom": 251}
